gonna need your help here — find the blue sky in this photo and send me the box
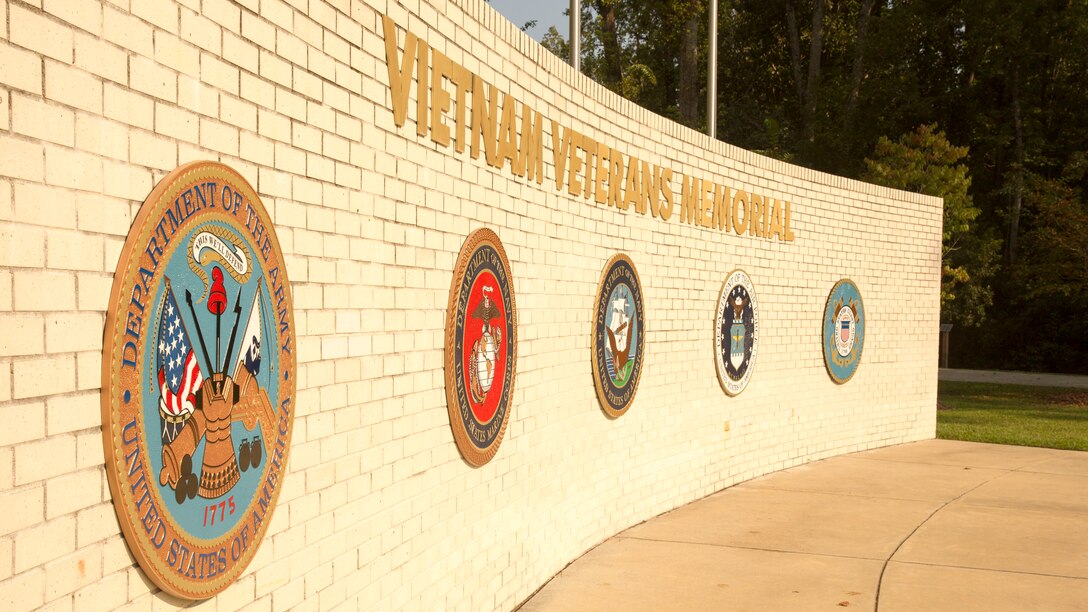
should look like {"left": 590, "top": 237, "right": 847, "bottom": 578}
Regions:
{"left": 487, "top": 0, "right": 570, "bottom": 42}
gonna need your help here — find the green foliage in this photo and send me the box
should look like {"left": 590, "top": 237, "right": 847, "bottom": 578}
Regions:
{"left": 863, "top": 125, "right": 999, "bottom": 325}
{"left": 519, "top": 0, "right": 1088, "bottom": 370}
{"left": 1018, "top": 169, "right": 1088, "bottom": 301}
{"left": 540, "top": 25, "right": 569, "bottom": 60}
{"left": 539, "top": 1, "right": 712, "bottom": 131}
{"left": 864, "top": 125, "right": 973, "bottom": 241}
{"left": 937, "top": 381, "right": 1088, "bottom": 451}
{"left": 619, "top": 63, "right": 657, "bottom": 100}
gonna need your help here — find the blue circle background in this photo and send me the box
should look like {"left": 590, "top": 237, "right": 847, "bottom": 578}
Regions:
{"left": 140, "top": 219, "right": 281, "bottom": 540}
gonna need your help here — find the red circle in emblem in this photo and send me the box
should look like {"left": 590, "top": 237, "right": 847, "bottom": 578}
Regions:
{"left": 461, "top": 270, "right": 507, "bottom": 423}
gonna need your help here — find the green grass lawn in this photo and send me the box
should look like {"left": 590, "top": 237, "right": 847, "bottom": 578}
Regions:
{"left": 937, "top": 381, "right": 1088, "bottom": 451}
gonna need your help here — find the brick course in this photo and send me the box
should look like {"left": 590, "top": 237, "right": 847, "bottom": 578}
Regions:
{"left": 0, "top": 0, "right": 939, "bottom": 609}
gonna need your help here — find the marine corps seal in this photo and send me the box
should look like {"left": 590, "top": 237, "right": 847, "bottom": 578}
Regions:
{"left": 101, "top": 161, "right": 295, "bottom": 599}
{"left": 715, "top": 270, "right": 758, "bottom": 396}
{"left": 592, "top": 254, "right": 645, "bottom": 417}
{"left": 444, "top": 228, "right": 517, "bottom": 466}
{"left": 822, "top": 278, "right": 865, "bottom": 383}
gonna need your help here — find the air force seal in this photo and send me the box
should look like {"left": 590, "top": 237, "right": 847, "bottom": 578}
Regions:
{"left": 715, "top": 270, "right": 759, "bottom": 396}
{"left": 101, "top": 161, "right": 295, "bottom": 599}
{"left": 592, "top": 254, "right": 645, "bottom": 417}
{"left": 445, "top": 228, "right": 517, "bottom": 466}
{"left": 823, "top": 279, "right": 865, "bottom": 383}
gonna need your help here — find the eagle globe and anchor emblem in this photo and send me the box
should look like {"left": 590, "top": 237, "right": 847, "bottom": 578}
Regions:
{"left": 468, "top": 286, "right": 503, "bottom": 404}
{"left": 102, "top": 161, "right": 295, "bottom": 599}
{"left": 714, "top": 270, "right": 759, "bottom": 396}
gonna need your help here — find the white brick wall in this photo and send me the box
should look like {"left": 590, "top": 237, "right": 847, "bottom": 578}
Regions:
{"left": 0, "top": 0, "right": 940, "bottom": 609}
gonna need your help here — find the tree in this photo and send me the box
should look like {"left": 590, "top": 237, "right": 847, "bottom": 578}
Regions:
{"left": 678, "top": 3, "right": 701, "bottom": 124}
{"left": 785, "top": 0, "right": 826, "bottom": 144}
{"left": 523, "top": 0, "right": 1088, "bottom": 369}
{"left": 540, "top": 25, "right": 569, "bottom": 61}
{"left": 1018, "top": 166, "right": 1088, "bottom": 301}
{"left": 842, "top": 0, "right": 876, "bottom": 136}
{"left": 589, "top": 1, "right": 623, "bottom": 90}
{"left": 863, "top": 124, "right": 1000, "bottom": 326}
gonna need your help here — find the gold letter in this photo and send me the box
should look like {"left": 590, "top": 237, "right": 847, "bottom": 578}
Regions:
{"left": 700, "top": 180, "right": 715, "bottom": 227}
{"left": 470, "top": 75, "right": 499, "bottom": 165}
{"left": 680, "top": 174, "right": 700, "bottom": 225}
{"left": 608, "top": 148, "right": 625, "bottom": 209}
{"left": 519, "top": 103, "right": 544, "bottom": 184}
{"left": 768, "top": 199, "right": 784, "bottom": 239}
{"left": 429, "top": 49, "right": 452, "bottom": 146}
{"left": 451, "top": 65, "right": 472, "bottom": 153}
{"left": 732, "top": 190, "right": 749, "bottom": 235}
{"left": 659, "top": 168, "right": 674, "bottom": 221}
{"left": 496, "top": 93, "right": 521, "bottom": 174}
{"left": 567, "top": 129, "right": 584, "bottom": 197}
{"left": 580, "top": 133, "right": 597, "bottom": 201}
{"left": 415, "top": 38, "right": 429, "bottom": 138}
{"left": 749, "top": 195, "right": 763, "bottom": 237}
{"left": 594, "top": 141, "right": 609, "bottom": 204}
{"left": 382, "top": 15, "right": 416, "bottom": 128}
{"left": 552, "top": 121, "right": 569, "bottom": 191}
{"left": 713, "top": 184, "right": 731, "bottom": 231}
{"left": 623, "top": 155, "right": 641, "bottom": 212}
{"left": 642, "top": 161, "right": 658, "bottom": 216}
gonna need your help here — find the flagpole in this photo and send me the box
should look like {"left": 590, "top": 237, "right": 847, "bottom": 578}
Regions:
{"left": 570, "top": 0, "right": 581, "bottom": 73}
{"left": 222, "top": 287, "right": 244, "bottom": 375}
{"left": 707, "top": 0, "right": 718, "bottom": 138}
{"left": 184, "top": 287, "right": 213, "bottom": 376}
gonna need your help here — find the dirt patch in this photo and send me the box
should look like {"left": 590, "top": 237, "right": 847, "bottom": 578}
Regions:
{"left": 1044, "top": 391, "right": 1088, "bottom": 407}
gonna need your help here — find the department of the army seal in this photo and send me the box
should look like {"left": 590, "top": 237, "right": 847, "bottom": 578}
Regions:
{"left": 592, "top": 254, "right": 645, "bottom": 417}
{"left": 444, "top": 228, "right": 517, "bottom": 467}
{"left": 101, "top": 161, "right": 296, "bottom": 599}
{"left": 822, "top": 279, "right": 865, "bottom": 383}
{"left": 715, "top": 270, "right": 759, "bottom": 396}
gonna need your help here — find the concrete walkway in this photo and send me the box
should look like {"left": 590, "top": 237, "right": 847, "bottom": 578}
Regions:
{"left": 520, "top": 440, "right": 1088, "bottom": 611}
{"left": 939, "top": 368, "right": 1088, "bottom": 389}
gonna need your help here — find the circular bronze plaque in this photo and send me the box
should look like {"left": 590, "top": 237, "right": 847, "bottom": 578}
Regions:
{"left": 444, "top": 228, "right": 517, "bottom": 466}
{"left": 822, "top": 278, "right": 865, "bottom": 383}
{"left": 714, "top": 269, "right": 759, "bottom": 396}
{"left": 101, "top": 161, "right": 296, "bottom": 599}
{"left": 591, "top": 253, "right": 646, "bottom": 417}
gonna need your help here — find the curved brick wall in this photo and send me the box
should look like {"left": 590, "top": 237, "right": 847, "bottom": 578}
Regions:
{"left": 0, "top": 0, "right": 940, "bottom": 609}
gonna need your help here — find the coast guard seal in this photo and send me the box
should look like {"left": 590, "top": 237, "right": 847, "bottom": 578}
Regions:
{"left": 822, "top": 279, "right": 865, "bottom": 383}
{"left": 445, "top": 228, "right": 517, "bottom": 466}
{"left": 715, "top": 270, "right": 758, "bottom": 396}
{"left": 101, "top": 161, "right": 295, "bottom": 599}
{"left": 592, "top": 254, "right": 645, "bottom": 417}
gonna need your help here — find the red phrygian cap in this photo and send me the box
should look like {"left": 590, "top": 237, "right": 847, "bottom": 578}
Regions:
{"left": 208, "top": 266, "right": 227, "bottom": 315}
